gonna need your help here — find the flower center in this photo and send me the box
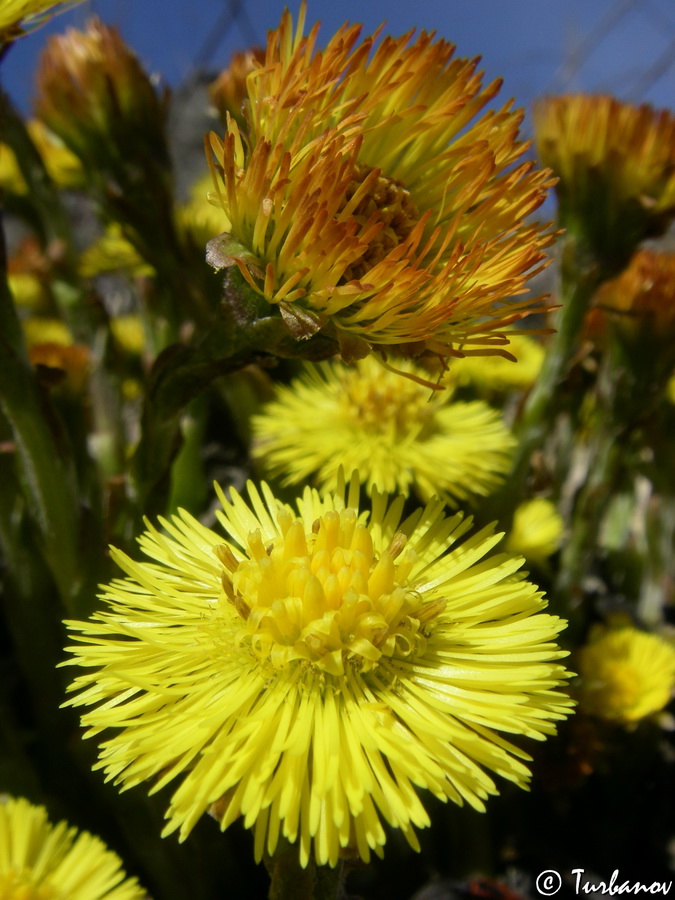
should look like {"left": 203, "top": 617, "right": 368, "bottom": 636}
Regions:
{"left": 340, "top": 162, "right": 420, "bottom": 282}
{"left": 340, "top": 364, "right": 437, "bottom": 437}
{"left": 592, "top": 662, "right": 640, "bottom": 717}
{"left": 216, "top": 508, "right": 445, "bottom": 676}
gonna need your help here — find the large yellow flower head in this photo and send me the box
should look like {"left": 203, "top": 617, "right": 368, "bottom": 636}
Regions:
{"left": 64, "top": 475, "right": 573, "bottom": 867}
{"left": 0, "top": 796, "right": 143, "bottom": 900}
{"left": 207, "top": 5, "right": 554, "bottom": 361}
{"left": 252, "top": 357, "right": 515, "bottom": 503}
{"left": 577, "top": 624, "right": 675, "bottom": 726}
{"left": 534, "top": 95, "right": 675, "bottom": 270}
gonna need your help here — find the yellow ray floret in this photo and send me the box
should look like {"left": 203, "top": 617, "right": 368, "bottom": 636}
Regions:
{"left": 206, "top": 4, "right": 554, "bottom": 360}
{"left": 63, "top": 474, "right": 573, "bottom": 867}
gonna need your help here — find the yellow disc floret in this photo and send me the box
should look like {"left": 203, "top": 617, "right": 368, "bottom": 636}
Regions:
{"left": 219, "top": 508, "right": 442, "bottom": 676}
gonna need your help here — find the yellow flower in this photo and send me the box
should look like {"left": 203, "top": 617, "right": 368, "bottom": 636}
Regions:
{"left": 64, "top": 474, "right": 573, "bottom": 867}
{"left": 577, "top": 624, "right": 675, "bottom": 725}
{"left": 109, "top": 315, "right": 146, "bottom": 355}
{"left": 22, "top": 317, "right": 72, "bottom": 347}
{"left": 8, "top": 272, "right": 44, "bottom": 308}
{"left": 534, "top": 95, "right": 675, "bottom": 268}
{"left": 0, "top": 795, "right": 144, "bottom": 900}
{"left": 79, "top": 225, "right": 154, "bottom": 279}
{"left": 28, "top": 118, "right": 84, "bottom": 188}
{"left": 0, "top": 1, "right": 84, "bottom": 44}
{"left": 0, "top": 141, "right": 27, "bottom": 194}
{"left": 252, "top": 357, "right": 515, "bottom": 503}
{"left": 207, "top": 5, "right": 553, "bottom": 361}
{"left": 447, "top": 333, "right": 545, "bottom": 392}
{"left": 504, "top": 498, "right": 563, "bottom": 568}
{"left": 177, "top": 173, "right": 231, "bottom": 250}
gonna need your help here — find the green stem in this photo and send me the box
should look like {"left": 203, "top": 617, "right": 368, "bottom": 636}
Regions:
{"left": 264, "top": 841, "right": 346, "bottom": 900}
{"left": 484, "top": 236, "right": 603, "bottom": 531}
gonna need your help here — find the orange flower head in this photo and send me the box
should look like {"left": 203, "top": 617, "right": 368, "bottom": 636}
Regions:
{"left": 206, "top": 4, "right": 554, "bottom": 362}
{"left": 534, "top": 95, "right": 675, "bottom": 270}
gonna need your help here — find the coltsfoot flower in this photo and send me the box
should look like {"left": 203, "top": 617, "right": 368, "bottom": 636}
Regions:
{"left": 207, "top": 4, "right": 553, "bottom": 361}
{"left": 504, "top": 498, "right": 563, "bottom": 568}
{"left": 534, "top": 95, "right": 675, "bottom": 270}
{"left": 252, "top": 356, "right": 515, "bottom": 503}
{"left": 577, "top": 624, "right": 675, "bottom": 725}
{"left": 0, "top": 795, "right": 143, "bottom": 900}
{"left": 64, "top": 475, "right": 573, "bottom": 867}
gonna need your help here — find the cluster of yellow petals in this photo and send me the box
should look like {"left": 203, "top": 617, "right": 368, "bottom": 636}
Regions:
{"left": 0, "top": 797, "right": 143, "bottom": 900}
{"left": 208, "top": 4, "right": 553, "bottom": 358}
{"left": 219, "top": 507, "right": 440, "bottom": 676}
{"left": 577, "top": 625, "right": 675, "bottom": 725}
{"left": 534, "top": 95, "right": 675, "bottom": 213}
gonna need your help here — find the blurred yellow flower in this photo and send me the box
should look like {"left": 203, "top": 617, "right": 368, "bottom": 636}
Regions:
{"left": 207, "top": 5, "right": 553, "bottom": 361}
{"left": 177, "top": 172, "right": 230, "bottom": 250}
{"left": 64, "top": 474, "right": 572, "bottom": 867}
{"left": 504, "top": 498, "right": 563, "bottom": 567}
{"left": 109, "top": 315, "right": 146, "bottom": 355}
{"left": 534, "top": 95, "right": 675, "bottom": 267}
{"left": 0, "top": 120, "right": 82, "bottom": 192}
{"left": 577, "top": 624, "right": 675, "bottom": 725}
{"left": 0, "top": 796, "right": 143, "bottom": 900}
{"left": 8, "top": 272, "right": 44, "bottom": 308}
{"left": 0, "top": 141, "right": 27, "bottom": 194}
{"left": 79, "top": 225, "right": 154, "bottom": 279}
{"left": 22, "top": 317, "right": 72, "bottom": 347}
{"left": 252, "top": 357, "right": 514, "bottom": 504}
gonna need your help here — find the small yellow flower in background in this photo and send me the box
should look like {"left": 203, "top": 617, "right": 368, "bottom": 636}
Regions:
{"left": 252, "top": 356, "right": 515, "bottom": 504}
{"left": 8, "top": 272, "right": 44, "bottom": 308}
{"left": 22, "top": 317, "right": 72, "bottom": 347}
{"left": 447, "top": 333, "right": 545, "bottom": 393}
{"left": 64, "top": 474, "right": 572, "bottom": 867}
{"left": 177, "top": 173, "right": 231, "bottom": 250}
{"left": 533, "top": 95, "right": 675, "bottom": 268}
{"left": 577, "top": 624, "right": 675, "bottom": 725}
{"left": 79, "top": 225, "right": 154, "bottom": 279}
{"left": 0, "top": 141, "right": 27, "bottom": 194}
{"left": 0, "top": 1, "right": 84, "bottom": 45}
{"left": 0, "top": 120, "right": 82, "bottom": 193}
{"left": 504, "top": 498, "right": 564, "bottom": 568}
{"left": 109, "top": 315, "right": 146, "bottom": 356}
{"left": 28, "top": 118, "right": 84, "bottom": 188}
{"left": 207, "top": 4, "right": 553, "bottom": 361}
{"left": 0, "top": 796, "right": 144, "bottom": 900}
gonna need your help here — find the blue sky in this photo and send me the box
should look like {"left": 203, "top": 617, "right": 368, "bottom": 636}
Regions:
{"left": 4, "top": 0, "right": 675, "bottom": 137}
